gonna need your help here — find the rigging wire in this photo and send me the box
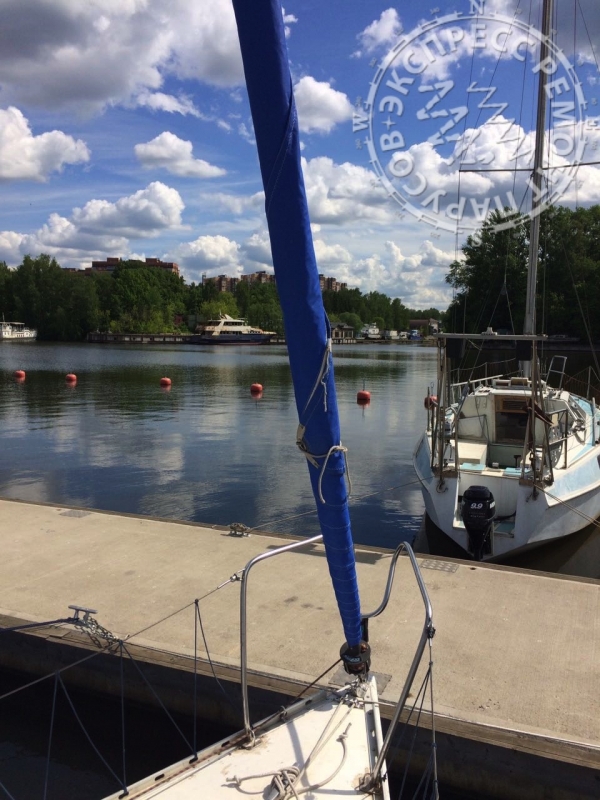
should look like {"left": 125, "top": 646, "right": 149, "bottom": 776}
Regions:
{"left": 576, "top": 0, "right": 600, "bottom": 73}
{"left": 0, "top": 781, "right": 16, "bottom": 800}
{"left": 57, "top": 673, "right": 127, "bottom": 794}
{"left": 195, "top": 598, "right": 240, "bottom": 718}
{"left": 240, "top": 477, "right": 424, "bottom": 536}
{"left": 558, "top": 238, "right": 600, "bottom": 378}
{"left": 121, "top": 642, "right": 196, "bottom": 757}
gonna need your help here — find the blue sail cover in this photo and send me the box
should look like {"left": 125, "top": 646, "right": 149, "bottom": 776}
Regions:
{"left": 231, "top": 0, "right": 362, "bottom": 647}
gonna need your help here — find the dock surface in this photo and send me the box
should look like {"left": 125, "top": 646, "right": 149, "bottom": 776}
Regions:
{"left": 1, "top": 498, "right": 599, "bottom": 781}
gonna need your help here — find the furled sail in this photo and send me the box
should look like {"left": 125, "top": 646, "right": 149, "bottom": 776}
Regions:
{"left": 231, "top": 0, "right": 362, "bottom": 647}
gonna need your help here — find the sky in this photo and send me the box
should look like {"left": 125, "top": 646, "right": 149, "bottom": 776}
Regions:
{"left": 0, "top": 0, "right": 598, "bottom": 309}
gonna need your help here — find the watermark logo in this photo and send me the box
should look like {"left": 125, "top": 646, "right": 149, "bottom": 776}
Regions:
{"left": 354, "top": 1, "right": 588, "bottom": 233}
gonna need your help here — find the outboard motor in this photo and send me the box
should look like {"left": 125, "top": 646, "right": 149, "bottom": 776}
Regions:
{"left": 461, "top": 486, "right": 495, "bottom": 561}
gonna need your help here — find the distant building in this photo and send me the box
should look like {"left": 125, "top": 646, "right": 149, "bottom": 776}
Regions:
{"left": 202, "top": 274, "right": 240, "bottom": 292}
{"left": 202, "top": 270, "right": 349, "bottom": 292}
{"left": 318, "top": 274, "right": 347, "bottom": 292}
{"left": 89, "top": 257, "right": 179, "bottom": 276}
{"left": 331, "top": 323, "right": 355, "bottom": 342}
{"left": 240, "top": 271, "right": 276, "bottom": 285}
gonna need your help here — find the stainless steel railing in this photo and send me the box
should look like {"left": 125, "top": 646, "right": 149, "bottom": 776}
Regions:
{"left": 239, "top": 534, "right": 434, "bottom": 778}
{"left": 239, "top": 534, "right": 323, "bottom": 737}
{"left": 361, "top": 542, "right": 435, "bottom": 792}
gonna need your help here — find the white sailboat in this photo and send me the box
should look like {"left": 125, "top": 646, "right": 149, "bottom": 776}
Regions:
{"left": 414, "top": 0, "right": 600, "bottom": 560}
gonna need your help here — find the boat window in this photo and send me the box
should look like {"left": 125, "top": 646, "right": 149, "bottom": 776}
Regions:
{"left": 495, "top": 397, "right": 528, "bottom": 443}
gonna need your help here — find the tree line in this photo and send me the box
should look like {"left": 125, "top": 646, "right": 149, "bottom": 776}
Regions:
{"left": 0, "top": 255, "right": 438, "bottom": 341}
{"left": 445, "top": 204, "right": 600, "bottom": 341}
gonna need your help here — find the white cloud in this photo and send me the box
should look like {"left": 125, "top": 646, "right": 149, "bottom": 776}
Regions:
{"left": 72, "top": 182, "right": 184, "bottom": 237}
{"left": 342, "top": 239, "right": 455, "bottom": 307}
{"left": 0, "top": 0, "right": 244, "bottom": 113}
{"left": 241, "top": 230, "right": 272, "bottom": 267}
{"left": 135, "top": 132, "right": 226, "bottom": 178}
{"left": 0, "top": 106, "right": 89, "bottom": 182}
{"left": 199, "top": 156, "right": 394, "bottom": 228}
{"left": 134, "top": 91, "right": 201, "bottom": 117}
{"left": 282, "top": 7, "right": 298, "bottom": 39}
{"left": 354, "top": 8, "right": 403, "bottom": 56}
{"left": 206, "top": 191, "right": 264, "bottom": 215}
{"left": 174, "top": 234, "right": 242, "bottom": 278}
{"left": 313, "top": 238, "right": 352, "bottom": 266}
{"left": 0, "top": 181, "right": 184, "bottom": 266}
{"left": 302, "top": 156, "right": 393, "bottom": 224}
{"left": 294, "top": 77, "right": 353, "bottom": 134}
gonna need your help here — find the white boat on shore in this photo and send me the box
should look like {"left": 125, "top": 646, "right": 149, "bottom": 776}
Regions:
{"left": 360, "top": 323, "right": 380, "bottom": 340}
{"left": 0, "top": 321, "right": 36, "bottom": 341}
{"left": 191, "top": 314, "right": 274, "bottom": 344}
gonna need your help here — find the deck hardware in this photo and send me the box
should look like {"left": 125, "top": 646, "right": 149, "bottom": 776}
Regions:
{"left": 68, "top": 605, "right": 97, "bottom": 623}
{"left": 229, "top": 522, "right": 250, "bottom": 537}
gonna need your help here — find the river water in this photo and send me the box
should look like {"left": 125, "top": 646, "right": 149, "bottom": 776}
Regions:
{"left": 0, "top": 341, "right": 434, "bottom": 548}
{"left": 0, "top": 341, "right": 598, "bottom": 799}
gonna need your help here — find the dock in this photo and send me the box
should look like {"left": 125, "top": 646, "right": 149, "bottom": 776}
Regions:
{"left": 0, "top": 498, "right": 598, "bottom": 798}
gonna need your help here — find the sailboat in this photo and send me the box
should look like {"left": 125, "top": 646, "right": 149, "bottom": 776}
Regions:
{"left": 414, "top": 0, "right": 600, "bottom": 561}
{"left": 101, "top": 0, "right": 436, "bottom": 797}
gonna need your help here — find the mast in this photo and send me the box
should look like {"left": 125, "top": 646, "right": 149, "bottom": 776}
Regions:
{"left": 523, "top": 0, "right": 553, "bottom": 365}
{"left": 231, "top": 0, "right": 366, "bottom": 663}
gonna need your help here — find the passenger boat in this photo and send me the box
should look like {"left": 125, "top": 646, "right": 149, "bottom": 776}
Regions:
{"left": 0, "top": 320, "right": 36, "bottom": 341}
{"left": 190, "top": 314, "right": 274, "bottom": 344}
{"left": 413, "top": 0, "right": 600, "bottom": 561}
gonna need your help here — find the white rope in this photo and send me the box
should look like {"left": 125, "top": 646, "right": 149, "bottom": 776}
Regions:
{"left": 301, "top": 337, "right": 332, "bottom": 417}
{"left": 231, "top": 700, "right": 354, "bottom": 799}
{"left": 317, "top": 444, "right": 352, "bottom": 504}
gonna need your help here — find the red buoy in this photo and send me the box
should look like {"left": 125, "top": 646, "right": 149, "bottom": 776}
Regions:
{"left": 160, "top": 377, "right": 172, "bottom": 387}
{"left": 424, "top": 394, "right": 438, "bottom": 409}
{"left": 14, "top": 370, "right": 26, "bottom": 380}
{"left": 357, "top": 390, "right": 371, "bottom": 404}
{"left": 66, "top": 373, "right": 77, "bottom": 383}
{"left": 250, "top": 383, "right": 263, "bottom": 394}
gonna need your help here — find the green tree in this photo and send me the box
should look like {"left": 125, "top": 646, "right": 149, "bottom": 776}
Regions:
{"left": 338, "top": 312, "right": 362, "bottom": 332}
{"left": 445, "top": 209, "right": 528, "bottom": 333}
{"left": 445, "top": 205, "right": 600, "bottom": 339}
{"left": 200, "top": 293, "right": 239, "bottom": 321}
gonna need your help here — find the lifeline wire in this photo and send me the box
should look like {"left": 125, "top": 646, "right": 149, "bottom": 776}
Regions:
{"left": 57, "top": 673, "right": 127, "bottom": 794}
{"left": 0, "top": 781, "right": 16, "bottom": 800}
{"left": 242, "top": 477, "right": 423, "bottom": 535}
{"left": 195, "top": 598, "right": 240, "bottom": 717}
{"left": 121, "top": 642, "right": 196, "bottom": 757}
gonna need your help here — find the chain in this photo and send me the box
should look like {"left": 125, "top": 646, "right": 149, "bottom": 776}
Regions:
{"left": 75, "top": 615, "right": 120, "bottom": 648}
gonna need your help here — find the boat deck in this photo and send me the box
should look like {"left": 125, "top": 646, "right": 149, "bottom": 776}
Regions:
{"left": 0, "top": 498, "right": 598, "bottom": 795}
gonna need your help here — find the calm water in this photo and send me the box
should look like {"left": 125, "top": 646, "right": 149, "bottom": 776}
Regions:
{"left": 0, "top": 341, "right": 435, "bottom": 548}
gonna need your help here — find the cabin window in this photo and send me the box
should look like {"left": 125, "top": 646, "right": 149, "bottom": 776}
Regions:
{"left": 495, "top": 397, "right": 528, "bottom": 443}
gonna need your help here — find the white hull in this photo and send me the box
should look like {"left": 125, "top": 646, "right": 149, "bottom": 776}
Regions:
{"left": 414, "top": 397, "right": 600, "bottom": 560}
{"left": 104, "top": 679, "right": 390, "bottom": 800}
{"left": 0, "top": 327, "right": 36, "bottom": 341}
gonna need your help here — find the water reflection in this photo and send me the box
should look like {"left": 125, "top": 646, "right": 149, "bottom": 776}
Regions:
{"left": 0, "top": 343, "right": 433, "bottom": 548}
{"left": 3, "top": 342, "right": 597, "bottom": 575}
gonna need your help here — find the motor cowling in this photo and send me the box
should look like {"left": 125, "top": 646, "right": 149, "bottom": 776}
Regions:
{"left": 461, "top": 486, "right": 495, "bottom": 561}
